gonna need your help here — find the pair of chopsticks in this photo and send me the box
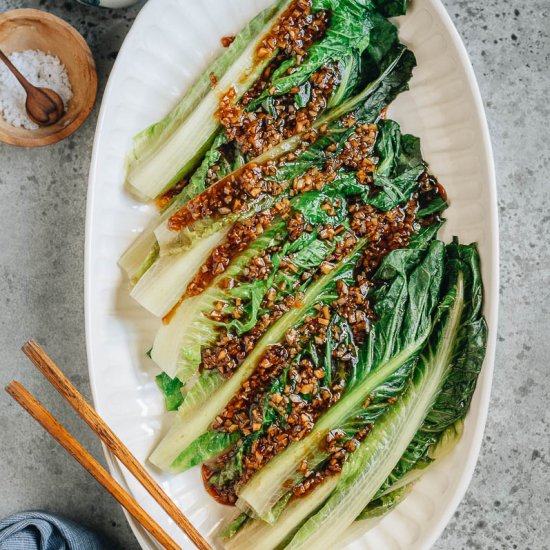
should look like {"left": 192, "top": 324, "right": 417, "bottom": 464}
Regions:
{"left": 5, "top": 340, "right": 211, "bottom": 550}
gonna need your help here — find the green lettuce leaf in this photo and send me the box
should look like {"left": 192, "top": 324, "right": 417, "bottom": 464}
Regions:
{"left": 285, "top": 242, "right": 486, "bottom": 549}
{"left": 155, "top": 372, "right": 184, "bottom": 411}
{"left": 368, "top": 119, "right": 425, "bottom": 210}
{"left": 237, "top": 240, "right": 446, "bottom": 518}
{"left": 373, "top": 0, "right": 408, "bottom": 18}
{"left": 249, "top": 0, "right": 378, "bottom": 107}
{"left": 171, "top": 431, "right": 240, "bottom": 471}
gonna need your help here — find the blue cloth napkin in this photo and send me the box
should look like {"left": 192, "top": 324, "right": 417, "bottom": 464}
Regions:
{"left": 0, "top": 512, "right": 105, "bottom": 550}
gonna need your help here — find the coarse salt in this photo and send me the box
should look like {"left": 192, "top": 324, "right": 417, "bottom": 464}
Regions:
{"left": 0, "top": 49, "right": 73, "bottom": 130}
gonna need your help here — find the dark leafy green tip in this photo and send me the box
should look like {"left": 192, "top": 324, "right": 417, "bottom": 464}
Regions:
{"left": 378, "top": 242, "right": 487, "bottom": 495}
{"left": 328, "top": 52, "right": 362, "bottom": 108}
{"left": 340, "top": 240, "right": 451, "bottom": 484}
{"left": 400, "top": 240, "right": 446, "bottom": 340}
{"left": 368, "top": 119, "right": 425, "bottom": 211}
{"left": 408, "top": 221, "right": 445, "bottom": 249}
{"left": 373, "top": 0, "right": 408, "bottom": 18}
{"left": 377, "top": 428, "right": 435, "bottom": 495}
{"left": 374, "top": 222, "right": 444, "bottom": 282}
{"left": 365, "top": 10, "right": 399, "bottom": 64}
{"left": 171, "top": 430, "right": 239, "bottom": 471}
{"left": 373, "top": 238, "right": 438, "bottom": 327}
{"left": 423, "top": 242, "right": 487, "bottom": 431}
{"left": 374, "top": 119, "right": 402, "bottom": 176}
{"left": 346, "top": 46, "right": 416, "bottom": 124}
{"left": 355, "top": 238, "right": 445, "bottom": 387}
{"left": 327, "top": 9, "right": 398, "bottom": 107}
{"left": 155, "top": 373, "right": 184, "bottom": 411}
{"left": 446, "top": 240, "right": 484, "bottom": 318}
{"left": 417, "top": 197, "right": 447, "bottom": 218}
{"left": 398, "top": 134, "right": 423, "bottom": 171}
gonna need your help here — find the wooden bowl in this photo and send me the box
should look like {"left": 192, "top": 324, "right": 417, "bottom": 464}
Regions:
{"left": 0, "top": 9, "right": 98, "bottom": 147}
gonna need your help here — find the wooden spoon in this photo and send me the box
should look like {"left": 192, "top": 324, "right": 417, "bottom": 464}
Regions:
{"left": 0, "top": 48, "right": 65, "bottom": 126}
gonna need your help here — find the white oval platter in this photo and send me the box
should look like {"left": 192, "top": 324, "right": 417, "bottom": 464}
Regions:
{"left": 85, "top": 0, "right": 499, "bottom": 548}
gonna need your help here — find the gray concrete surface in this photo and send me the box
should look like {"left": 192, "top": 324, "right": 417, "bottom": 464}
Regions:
{"left": 0, "top": 1, "right": 548, "bottom": 549}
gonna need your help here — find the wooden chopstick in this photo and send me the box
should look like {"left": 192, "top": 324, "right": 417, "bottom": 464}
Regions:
{"left": 21, "top": 339, "right": 211, "bottom": 550}
{"left": 5, "top": 381, "right": 180, "bottom": 550}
